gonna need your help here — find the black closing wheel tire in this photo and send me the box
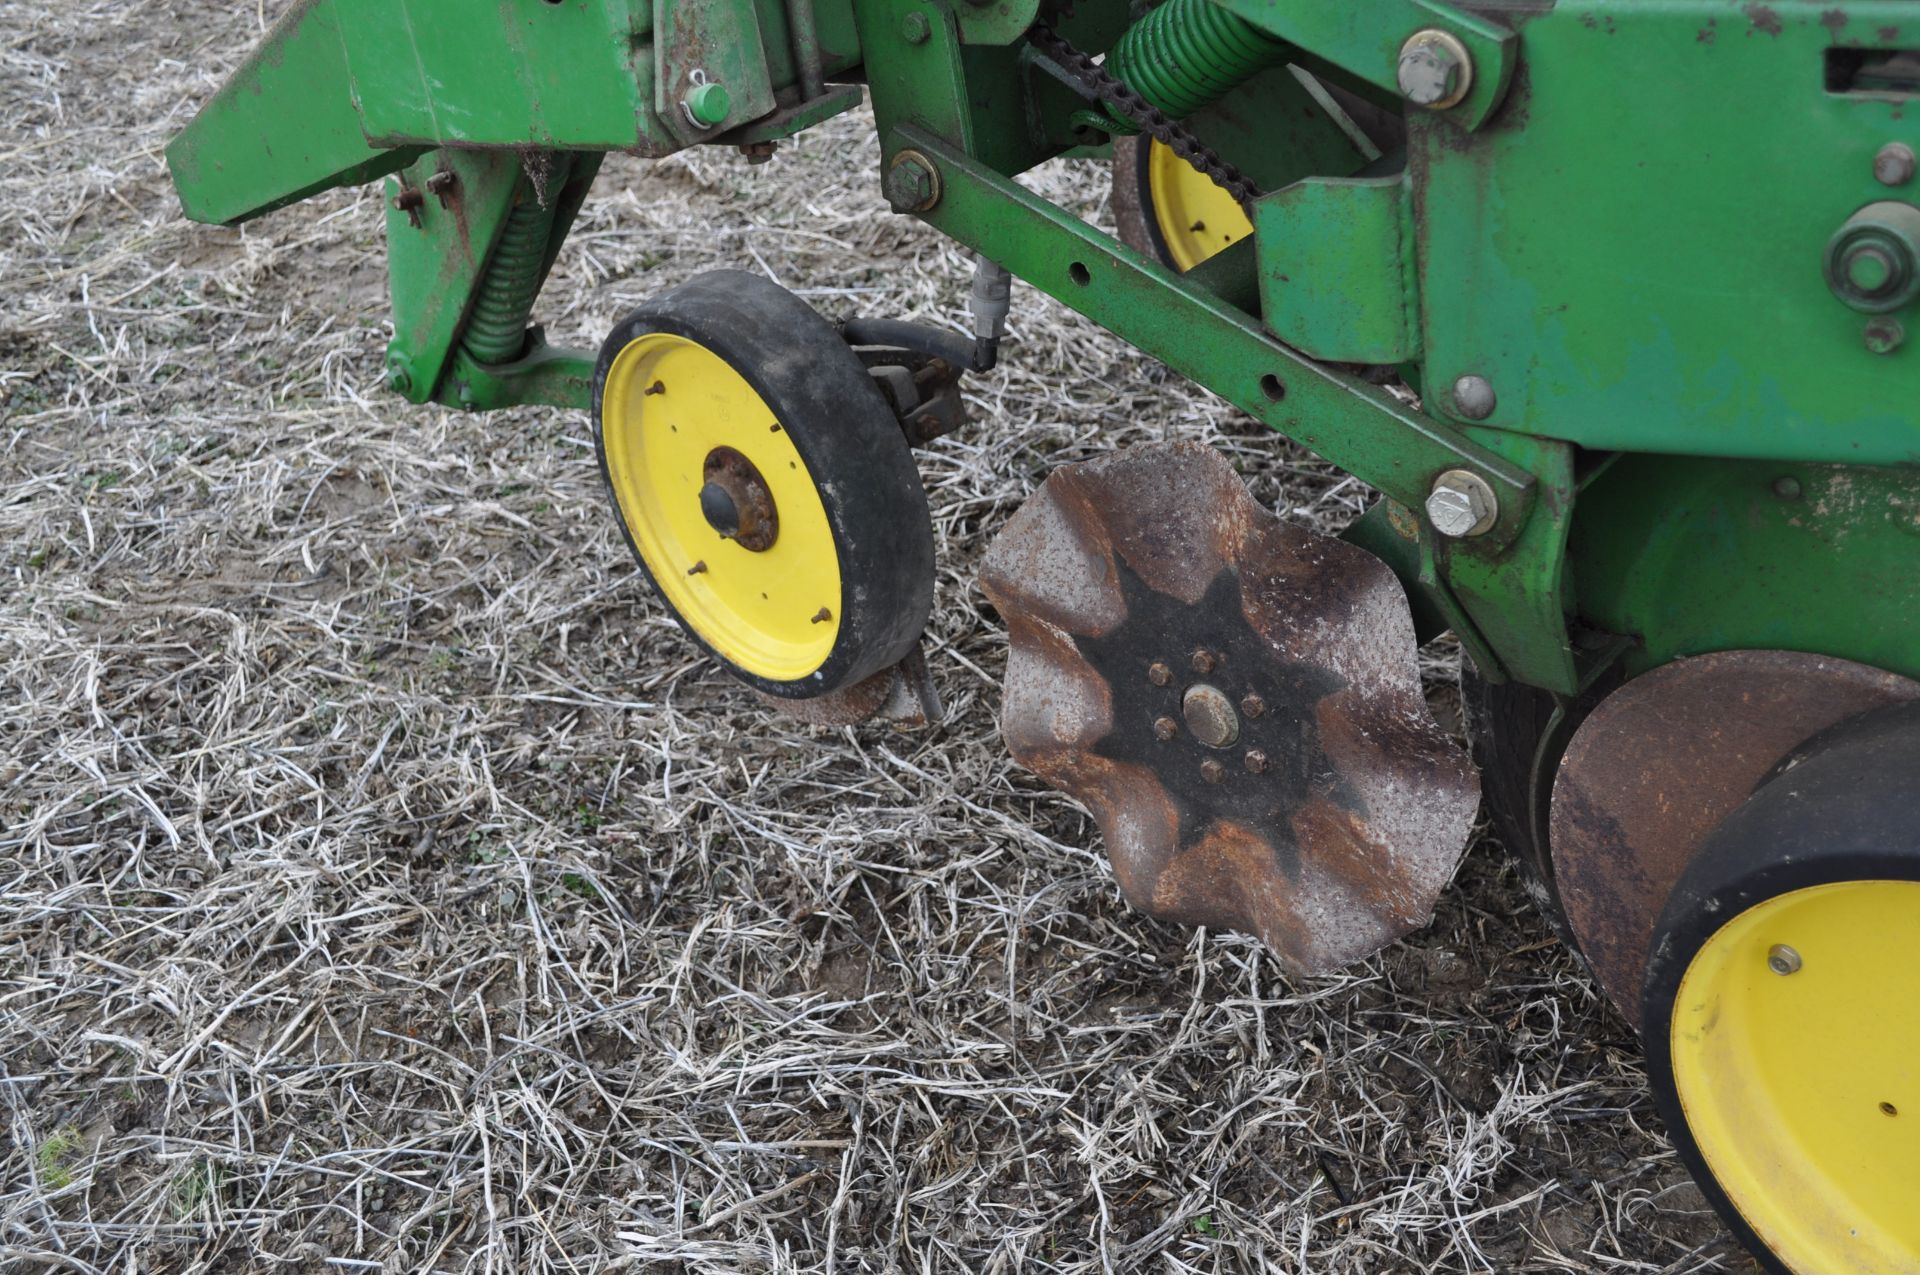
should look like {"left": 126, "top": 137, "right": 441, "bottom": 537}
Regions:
{"left": 1642, "top": 700, "right": 1920, "bottom": 1274}
{"left": 592, "top": 270, "right": 935, "bottom": 698}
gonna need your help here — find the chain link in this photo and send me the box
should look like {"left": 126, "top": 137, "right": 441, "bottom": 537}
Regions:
{"left": 1026, "top": 21, "right": 1262, "bottom": 210}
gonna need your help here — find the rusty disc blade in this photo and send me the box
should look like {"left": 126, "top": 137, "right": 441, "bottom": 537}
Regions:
{"left": 979, "top": 440, "right": 1479, "bottom": 975}
{"left": 1551, "top": 649, "right": 1920, "bottom": 1029}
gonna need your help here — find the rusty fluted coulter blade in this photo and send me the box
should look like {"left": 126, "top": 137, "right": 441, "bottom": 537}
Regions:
{"left": 979, "top": 440, "right": 1480, "bottom": 975}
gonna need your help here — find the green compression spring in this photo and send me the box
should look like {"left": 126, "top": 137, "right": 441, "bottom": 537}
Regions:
{"left": 1104, "top": 0, "right": 1286, "bottom": 122}
{"left": 462, "top": 179, "right": 564, "bottom": 366}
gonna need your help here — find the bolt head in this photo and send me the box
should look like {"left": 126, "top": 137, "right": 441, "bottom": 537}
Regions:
{"left": 1153, "top": 716, "right": 1179, "bottom": 742}
{"left": 1865, "top": 316, "right": 1907, "bottom": 356}
{"left": 884, "top": 153, "right": 939, "bottom": 212}
{"left": 1148, "top": 661, "right": 1173, "bottom": 687}
{"left": 1425, "top": 469, "right": 1499, "bottom": 539}
{"left": 1190, "top": 649, "right": 1217, "bottom": 674}
{"left": 1451, "top": 374, "right": 1497, "bottom": 420}
{"left": 1397, "top": 30, "right": 1473, "bottom": 109}
{"left": 385, "top": 358, "right": 413, "bottom": 397}
{"left": 1243, "top": 749, "right": 1269, "bottom": 774}
{"left": 682, "top": 81, "right": 732, "bottom": 129}
{"left": 1199, "top": 758, "right": 1227, "bottom": 785}
{"left": 901, "top": 11, "right": 931, "bottom": 43}
{"left": 1182, "top": 683, "right": 1240, "bottom": 749}
{"left": 1767, "top": 943, "right": 1802, "bottom": 976}
{"left": 1876, "top": 142, "right": 1917, "bottom": 188}
{"left": 1239, "top": 693, "right": 1266, "bottom": 719}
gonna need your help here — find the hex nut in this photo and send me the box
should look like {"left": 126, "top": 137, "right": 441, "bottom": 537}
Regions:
{"left": 1451, "top": 374, "right": 1497, "bottom": 421}
{"left": 1243, "top": 749, "right": 1269, "bottom": 774}
{"left": 1239, "top": 693, "right": 1266, "bottom": 719}
{"left": 1865, "top": 316, "right": 1907, "bottom": 356}
{"left": 1199, "top": 758, "right": 1227, "bottom": 785}
{"left": 1876, "top": 142, "right": 1917, "bottom": 188}
{"left": 1190, "top": 648, "right": 1218, "bottom": 674}
{"left": 1397, "top": 30, "right": 1473, "bottom": 110}
{"left": 1425, "top": 469, "right": 1499, "bottom": 539}
{"left": 1153, "top": 716, "right": 1179, "bottom": 742}
{"left": 884, "top": 151, "right": 940, "bottom": 213}
{"left": 1147, "top": 661, "right": 1173, "bottom": 687}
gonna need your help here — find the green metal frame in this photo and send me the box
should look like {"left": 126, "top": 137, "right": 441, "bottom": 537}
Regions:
{"left": 167, "top": 0, "right": 1920, "bottom": 701}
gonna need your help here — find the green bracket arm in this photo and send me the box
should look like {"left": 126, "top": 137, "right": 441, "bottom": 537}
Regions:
{"left": 890, "top": 126, "right": 1535, "bottom": 546}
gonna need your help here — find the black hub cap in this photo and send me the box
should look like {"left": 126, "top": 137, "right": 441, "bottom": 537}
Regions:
{"left": 699, "top": 481, "right": 741, "bottom": 537}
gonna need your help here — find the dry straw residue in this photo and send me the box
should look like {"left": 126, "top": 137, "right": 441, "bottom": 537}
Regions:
{"left": 1, "top": 4, "right": 1737, "bottom": 1272}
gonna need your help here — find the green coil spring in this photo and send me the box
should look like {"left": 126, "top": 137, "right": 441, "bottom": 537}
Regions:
{"left": 462, "top": 181, "right": 562, "bottom": 366}
{"left": 1104, "top": 0, "right": 1285, "bottom": 122}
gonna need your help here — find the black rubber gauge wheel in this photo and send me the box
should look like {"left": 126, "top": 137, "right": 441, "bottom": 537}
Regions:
{"left": 593, "top": 270, "right": 934, "bottom": 698}
{"left": 1642, "top": 700, "right": 1920, "bottom": 1275}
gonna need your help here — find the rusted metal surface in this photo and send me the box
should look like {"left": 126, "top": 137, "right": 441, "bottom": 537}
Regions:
{"left": 758, "top": 642, "right": 941, "bottom": 729}
{"left": 701, "top": 446, "right": 779, "bottom": 552}
{"left": 979, "top": 440, "right": 1480, "bottom": 975}
{"left": 1551, "top": 649, "right": 1920, "bottom": 1029}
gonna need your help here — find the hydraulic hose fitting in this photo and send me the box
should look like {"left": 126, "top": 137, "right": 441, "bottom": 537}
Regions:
{"left": 1103, "top": 0, "right": 1286, "bottom": 124}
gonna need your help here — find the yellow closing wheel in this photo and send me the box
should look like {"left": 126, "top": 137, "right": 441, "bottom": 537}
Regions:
{"left": 1643, "top": 702, "right": 1920, "bottom": 1275}
{"left": 1111, "top": 136, "right": 1253, "bottom": 273}
{"left": 593, "top": 271, "right": 934, "bottom": 697}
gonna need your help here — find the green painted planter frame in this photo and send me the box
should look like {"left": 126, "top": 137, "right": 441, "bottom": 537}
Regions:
{"left": 168, "top": 0, "right": 1920, "bottom": 700}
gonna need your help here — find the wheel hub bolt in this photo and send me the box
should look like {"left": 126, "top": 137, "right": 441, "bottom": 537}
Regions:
{"left": 1239, "top": 693, "right": 1266, "bottom": 719}
{"left": 1243, "top": 749, "right": 1269, "bottom": 774}
{"left": 1153, "top": 716, "right": 1179, "bottom": 742}
{"left": 1182, "top": 684, "right": 1240, "bottom": 749}
{"left": 1767, "top": 943, "right": 1802, "bottom": 976}
{"left": 1190, "top": 648, "right": 1218, "bottom": 674}
{"left": 1199, "top": 758, "right": 1226, "bottom": 785}
{"left": 1148, "top": 661, "right": 1172, "bottom": 686}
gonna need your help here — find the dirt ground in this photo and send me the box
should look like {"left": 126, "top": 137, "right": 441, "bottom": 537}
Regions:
{"left": 2, "top": 4, "right": 1753, "bottom": 1272}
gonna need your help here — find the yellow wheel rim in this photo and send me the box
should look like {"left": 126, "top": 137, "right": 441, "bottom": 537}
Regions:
{"left": 1146, "top": 139, "right": 1254, "bottom": 272}
{"left": 601, "top": 332, "right": 842, "bottom": 682}
{"left": 1670, "top": 879, "right": 1920, "bottom": 1273}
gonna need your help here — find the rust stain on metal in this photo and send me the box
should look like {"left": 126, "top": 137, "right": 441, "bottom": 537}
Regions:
{"left": 1551, "top": 649, "right": 1920, "bottom": 1029}
{"left": 758, "top": 642, "right": 941, "bottom": 729}
{"left": 979, "top": 440, "right": 1480, "bottom": 975}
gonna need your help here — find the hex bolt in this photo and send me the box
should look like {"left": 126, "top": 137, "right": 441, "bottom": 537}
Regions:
{"left": 1240, "top": 693, "right": 1266, "bottom": 719}
{"left": 1876, "top": 142, "right": 1917, "bottom": 188}
{"left": 1199, "top": 758, "right": 1227, "bottom": 785}
{"left": 1397, "top": 30, "right": 1474, "bottom": 110}
{"left": 385, "top": 358, "right": 413, "bottom": 397}
{"left": 884, "top": 151, "right": 940, "bottom": 213}
{"left": 1148, "top": 661, "right": 1173, "bottom": 687}
{"left": 425, "top": 169, "right": 458, "bottom": 207}
{"left": 1452, "top": 374, "right": 1497, "bottom": 420}
{"left": 901, "top": 11, "right": 931, "bottom": 43}
{"left": 1190, "top": 648, "right": 1218, "bottom": 674}
{"left": 1767, "top": 943, "right": 1802, "bottom": 976}
{"left": 1153, "top": 716, "right": 1179, "bottom": 742}
{"left": 1243, "top": 749, "right": 1269, "bottom": 774}
{"left": 1425, "top": 469, "right": 1500, "bottom": 539}
{"left": 682, "top": 81, "right": 732, "bottom": 130}
{"left": 1865, "top": 316, "right": 1907, "bottom": 356}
